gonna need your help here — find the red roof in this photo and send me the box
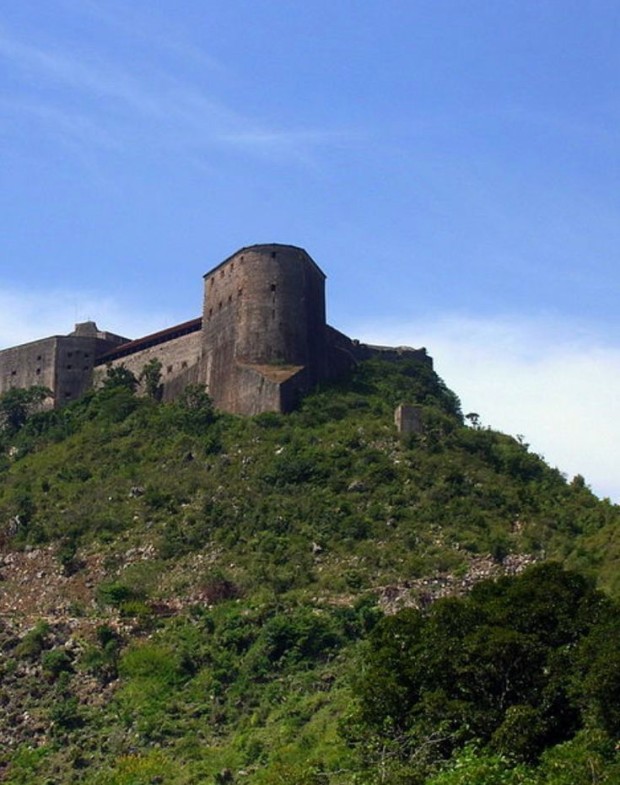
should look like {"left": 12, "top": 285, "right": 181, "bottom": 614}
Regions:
{"left": 95, "top": 317, "right": 202, "bottom": 364}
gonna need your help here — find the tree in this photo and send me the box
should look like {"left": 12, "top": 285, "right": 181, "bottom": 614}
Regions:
{"left": 139, "top": 359, "right": 163, "bottom": 400}
{"left": 0, "top": 386, "right": 53, "bottom": 434}
{"left": 91, "top": 365, "right": 140, "bottom": 423}
{"left": 465, "top": 412, "right": 481, "bottom": 429}
{"left": 102, "top": 364, "right": 138, "bottom": 393}
{"left": 179, "top": 383, "right": 212, "bottom": 411}
{"left": 177, "top": 384, "right": 215, "bottom": 428}
{"left": 349, "top": 564, "right": 620, "bottom": 778}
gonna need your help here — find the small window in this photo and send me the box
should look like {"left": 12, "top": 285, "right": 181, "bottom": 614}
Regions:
{"left": 218, "top": 301, "right": 222, "bottom": 310}
{"left": 64, "top": 391, "right": 72, "bottom": 398}
{"left": 237, "top": 288, "right": 243, "bottom": 298}
{"left": 66, "top": 364, "right": 72, "bottom": 370}
{"left": 36, "top": 355, "right": 42, "bottom": 361}
{"left": 84, "top": 352, "right": 90, "bottom": 358}
{"left": 67, "top": 352, "right": 73, "bottom": 358}
{"left": 270, "top": 283, "right": 276, "bottom": 292}
{"left": 220, "top": 269, "right": 225, "bottom": 278}
{"left": 167, "top": 365, "right": 173, "bottom": 374}
{"left": 228, "top": 294, "right": 232, "bottom": 303}
{"left": 209, "top": 308, "right": 213, "bottom": 317}
{"left": 36, "top": 368, "right": 41, "bottom": 375}
{"left": 10, "top": 370, "right": 16, "bottom": 376}
{"left": 181, "top": 361, "right": 188, "bottom": 369}
{"left": 210, "top": 278, "right": 215, "bottom": 286}
{"left": 230, "top": 262, "right": 234, "bottom": 271}
{"left": 271, "top": 251, "right": 276, "bottom": 259}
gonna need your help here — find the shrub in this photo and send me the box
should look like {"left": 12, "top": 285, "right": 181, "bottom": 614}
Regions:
{"left": 41, "top": 649, "right": 73, "bottom": 679}
{"left": 96, "top": 580, "right": 143, "bottom": 607}
{"left": 15, "top": 621, "right": 50, "bottom": 660}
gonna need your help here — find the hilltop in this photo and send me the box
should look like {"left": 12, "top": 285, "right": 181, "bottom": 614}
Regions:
{"left": 0, "top": 358, "right": 619, "bottom": 784}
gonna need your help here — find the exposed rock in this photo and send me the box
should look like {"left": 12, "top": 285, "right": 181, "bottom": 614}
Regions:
{"left": 377, "top": 553, "right": 539, "bottom": 615}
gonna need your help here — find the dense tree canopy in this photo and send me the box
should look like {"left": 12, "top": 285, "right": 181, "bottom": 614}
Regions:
{"left": 350, "top": 563, "right": 620, "bottom": 779}
{"left": 0, "top": 386, "right": 52, "bottom": 435}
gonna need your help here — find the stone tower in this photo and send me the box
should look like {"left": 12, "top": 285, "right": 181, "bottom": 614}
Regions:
{"left": 201, "top": 244, "right": 328, "bottom": 414}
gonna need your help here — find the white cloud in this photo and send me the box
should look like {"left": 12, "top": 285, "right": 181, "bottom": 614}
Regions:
{"left": 350, "top": 314, "right": 620, "bottom": 503}
{"left": 0, "top": 288, "right": 172, "bottom": 349}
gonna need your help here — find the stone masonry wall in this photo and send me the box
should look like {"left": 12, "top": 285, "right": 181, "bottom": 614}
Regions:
{"left": 0, "top": 337, "right": 59, "bottom": 406}
{"left": 93, "top": 330, "right": 203, "bottom": 397}
{"left": 54, "top": 336, "right": 99, "bottom": 405}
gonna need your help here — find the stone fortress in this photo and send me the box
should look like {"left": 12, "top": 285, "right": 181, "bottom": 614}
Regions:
{"left": 0, "top": 244, "right": 431, "bottom": 415}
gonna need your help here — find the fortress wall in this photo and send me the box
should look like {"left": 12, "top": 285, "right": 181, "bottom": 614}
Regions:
{"left": 202, "top": 251, "right": 242, "bottom": 409}
{"left": 325, "top": 325, "right": 431, "bottom": 368}
{"left": 0, "top": 332, "right": 136, "bottom": 408}
{"left": 353, "top": 343, "right": 432, "bottom": 367}
{"left": 277, "top": 366, "right": 312, "bottom": 412}
{"left": 225, "top": 364, "right": 310, "bottom": 415}
{"left": 324, "top": 326, "right": 360, "bottom": 379}
{"left": 0, "top": 337, "right": 59, "bottom": 403}
{"left": 93, "top": 330, "right": 202, "bottom": 396}
{"left": 228, "top": 365, "right": 283, "bottom": 415}
{"left": 54, "top": 336, "right": 98, "bottom": 405}
{"left": 216, "top": 364, "right": 309, "bottom": 415}
{"left": 161, "top": 361, "right": 203, "bottom": 402}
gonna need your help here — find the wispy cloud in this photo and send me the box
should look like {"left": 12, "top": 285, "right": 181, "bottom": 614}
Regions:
{"left": 0, "top": 31, "right": 163, "bottom": 116}
{"left": 350, "top": 313, "right": 620, "bottom": 503}
{"left": 61, "top": 0, "right": 226, "bottom": 74}
{"left": 0, "top": 21, "right": 353, "bottom": 167}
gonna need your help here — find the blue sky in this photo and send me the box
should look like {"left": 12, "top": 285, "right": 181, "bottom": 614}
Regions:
{"left": 1, "top": 1, "right": 619, "bottom": 499}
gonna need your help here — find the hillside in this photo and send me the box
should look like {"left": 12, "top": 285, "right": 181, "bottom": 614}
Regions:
{"left": 0, "top": 358, "right": 619, "bottom": 784}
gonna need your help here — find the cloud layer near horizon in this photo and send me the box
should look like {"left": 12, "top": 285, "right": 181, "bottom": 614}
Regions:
{"left": 2, "top": 288, "right": 618, "bottom": 503}
{"left": 351, "top": 314, "right": 620, "bottom": 503}
{"left": 0, "top": 288, "right": 170, "bottom": 350}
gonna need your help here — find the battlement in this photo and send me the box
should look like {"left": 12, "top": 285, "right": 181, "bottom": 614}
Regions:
{"left": 0, "top": 244, "right": 432, "bottom": 414}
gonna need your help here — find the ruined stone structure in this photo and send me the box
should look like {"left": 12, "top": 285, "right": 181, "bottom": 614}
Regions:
{"left": 0, "top": 244, "right": 431, "bottom": 415}
{"left": 394, "top": 404, "right": 424, "bottom": 437}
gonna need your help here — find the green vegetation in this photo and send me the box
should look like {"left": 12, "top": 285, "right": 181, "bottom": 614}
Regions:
{"left": 349, "top": 563, "right": 620, "bottom": 782}
{"left": 0, "top": 360, "right": 619, "bottom": 783}
{"left": 0, "top": 385, "right": 52, "bottom": 435}
{"left": 139, "top": 358, "right": 163, "bottom": 401}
